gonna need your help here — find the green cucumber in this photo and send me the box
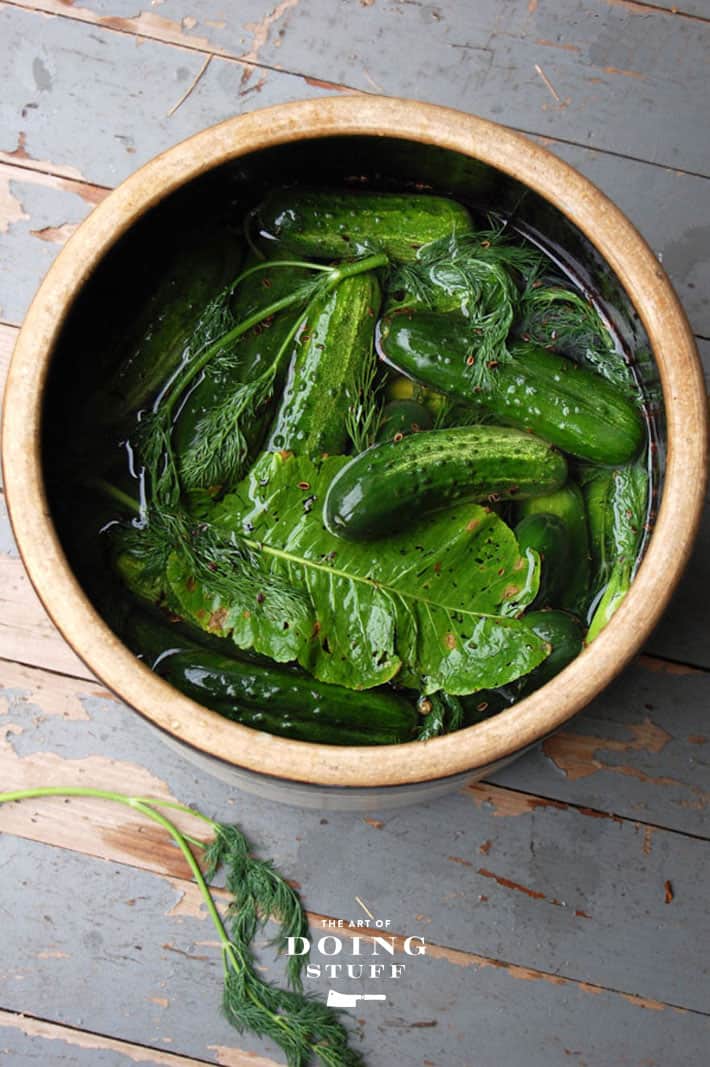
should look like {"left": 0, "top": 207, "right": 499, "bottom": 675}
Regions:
{"left": 461, "top": 609, "right": 583, "bottom": 725}
{"left": 123, "top": 613, "right": 416, "bottom": 745}
{"left": 257, "top": 189, "right": 472, "bottom": 263}
{"left": 99, "top": 227, "right": 243, "bottom": 419}
{"left": 379, "top": 313, "right": 644, "bottom": 465}
{"left": 324, "top": 425, "right": 568, "bottom": 541}
{"left": 520, "top": 609, "right": 584, "bottom": 690}
{"left": 375, "top": 400, "right": 433, "bottom": 443}
{"left": 267, "top": 271, "right": 381, "bottom": 457}
{"left": 173, "top": 257, "right": 314, "bottom": 489}
{"left": 586, "top": 463, "right": 648, "bottom": 642}
{"left": 517, "top": 483, "right": 591, "bottom": 616}
{"left": 514, "top": 513, "right": 571, "bottom": 609}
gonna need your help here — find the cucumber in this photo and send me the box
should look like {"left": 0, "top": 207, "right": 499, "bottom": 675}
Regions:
{"left": 99, "top": 227, "right": 243, "bottom": 419}
{"left": 324, "top": 425, "right": 568, "bottom": 541}
{"left": 123, "top": 613, "right": 417, "bottom": 745}
{"left": 267, "top": 271, "right": 381, "bottom": 457}
{"left": 585, "top": 463, "right": 648, "bottom": 642}
{"left": 517, "top": 483, "right": 591, "bottom": 616}
{"left": 461, "top": 609, "right": 583, "bottom": 725}
{"left": 173, "top": 257, "right": 314, "bottom": 489}
{"left": 519, "top": 609, "right": 584, "bottom": 690}
{"left": 514, "top": 513, "right": 571, "bottom": 609}
{"left": 379, "top": 313, "right": 644, "bottom": 465}
{"left": 375, "top": 400, "right": 433, "bottom": 443}
{"left": 256, "top": 188, "right": 473, "bottom": 263}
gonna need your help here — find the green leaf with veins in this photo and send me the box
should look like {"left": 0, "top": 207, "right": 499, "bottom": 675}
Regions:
{"left": 162, "top": 452, "right": 546, "bottom": 695}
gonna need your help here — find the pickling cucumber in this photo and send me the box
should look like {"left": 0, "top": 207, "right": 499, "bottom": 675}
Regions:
{"left": 324, "top": 425, "right": 568, "bottom": 541}
{"left": 99, "top": 227, "right": 243, "bottom": 419}
{"left": 124, "top": 613, "right": 417, "bottom": 745}
{"left": 515, "top": 513, "right": 571, "bottom": 609}
{"left": 379, "top": 313, "right": 644, "bottom": 464}
{"left": 517, "top": 482, "right": 591, "bottom": 616}
{"left": 267, "top": 271, "right": 381, "bottom": 456}
{"left": 585, "top": 463, "right": 648, "bottom": 642}
{"left": 256, "top": 188, "right": 473, "bottom": 263}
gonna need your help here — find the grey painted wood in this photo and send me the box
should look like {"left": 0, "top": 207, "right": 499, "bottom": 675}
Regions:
{"left": 645, "top": 488, "right": 710, "bottom": 668}
{"left": 8, "top": 0, "right": 710, "bottom": 174}
{"left": 1, "top": 836, "right": 708, "bottom": 1067}
{"left": 490, "top": 655, "right": 710, "bottom": 836}
{"left": 0, "top": 4, "right": 331, "bottom": 188}
{"left": 2, "top": 674, "right": 709, "bottom": 1012}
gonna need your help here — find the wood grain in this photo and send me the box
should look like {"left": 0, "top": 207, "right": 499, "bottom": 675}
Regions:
{"left": 0, "top": 1010, "right": 282, "bottom": 1067}
{"left": 4, "top": 0, "right": 710, "bottom": 174}
{"left": 0, "top": 832, "right": 708, "bottom": 1067}
{"left": 1, "top": 668, "right": 708, "bottom": 1013}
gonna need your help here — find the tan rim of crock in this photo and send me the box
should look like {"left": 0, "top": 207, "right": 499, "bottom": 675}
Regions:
{"left": 2, "top": 97, "right": 707, "bottom": 788}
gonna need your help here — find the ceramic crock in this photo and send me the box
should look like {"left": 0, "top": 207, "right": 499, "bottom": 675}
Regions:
{"left": 2, "top": 97, "right": 706, "bottom": 809}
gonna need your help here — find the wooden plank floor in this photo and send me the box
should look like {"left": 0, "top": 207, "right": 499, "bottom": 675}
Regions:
{"left": 0, "top": 2, "right": 708, "bottom": 1064}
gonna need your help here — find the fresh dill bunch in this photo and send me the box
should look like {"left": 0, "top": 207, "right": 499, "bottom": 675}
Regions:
{"left": 518, "top": 285, "right": 634, "bottom": 392}
{"left": 0, "top": 788, "right": 365, "bottom": 1067}
{"left": 204, "top": 823, "right": 310, "bottom": 992}
{"left": 390, "top": 228, "right": 545, "bottom": 391}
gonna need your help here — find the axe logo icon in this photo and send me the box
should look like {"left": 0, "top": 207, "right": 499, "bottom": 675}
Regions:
{"left": 327, "top": 990, "right": 387, "bottom": 1008}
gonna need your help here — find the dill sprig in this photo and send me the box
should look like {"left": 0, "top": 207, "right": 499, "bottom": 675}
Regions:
{"left": 518, "top": 285, "right": 633, "bottom": 392}
{"left": 0, "top": 788, "right": 364, "bottom": 1067}
{"left": 390, "top": 228, "right": 545, "bottom": 390}
{"left": 344, "top": 337, "right": 384, "bottom": 453}
{"left": 135, "top": 254, "right": 388, "bottom": 506}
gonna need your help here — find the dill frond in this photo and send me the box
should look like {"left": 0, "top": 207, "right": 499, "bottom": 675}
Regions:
{"left": 519, "top": 285, "right": 633, "bottom": 391}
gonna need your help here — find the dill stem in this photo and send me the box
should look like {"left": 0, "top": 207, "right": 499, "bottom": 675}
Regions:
{"left": 160, "top": 251, "right": 388, "bottom": 424}
{"left": 85, "top": 477, "right": 141, "bottom": 516}
{"left": 0, "top": 787, "right": 235, "bottom": 958}
{"left": 230, "top": 259, "right": 334, "bottom": 290}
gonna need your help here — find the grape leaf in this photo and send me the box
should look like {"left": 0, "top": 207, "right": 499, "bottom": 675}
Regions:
{"left": 164, "top": 452, "right": 547, "bottom": 695}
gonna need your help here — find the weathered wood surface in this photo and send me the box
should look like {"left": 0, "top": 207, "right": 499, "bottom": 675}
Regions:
{"left": 1, "top": 665, "right": 708, "bottom": 1015}
{"left": 1, "top": 836, "right": 708, "bottom": 1067}
{"left": 5, "top": 0, "right": 710, "bottom": 174}
{"left": 2, "top": 3, "right": 710, "bottom": 341}
{"left": 1, "top": 1, "right": 709, "bottom": 1064}
{"left": 0, "top": 1010, "right": 282, "bottom": 1067}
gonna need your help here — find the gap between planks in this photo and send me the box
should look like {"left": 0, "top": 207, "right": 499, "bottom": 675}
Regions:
{"left": 0, "top": 803, "right": 707, "bottom": 1020}
{"left": 3, "top": 0, "right": 710, "bottom": 184}
{"left": 0, "top": 1008, "right": 281, "bottom": 1067}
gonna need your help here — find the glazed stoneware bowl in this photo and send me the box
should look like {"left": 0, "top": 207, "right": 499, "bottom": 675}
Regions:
{"left": 2, "top": 97, "right": 706, "bottom": 810}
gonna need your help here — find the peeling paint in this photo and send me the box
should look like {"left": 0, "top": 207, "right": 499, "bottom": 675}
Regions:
{"left": 637, "top": 654, "right": 705, "bottom": 676}
{"left": 601, "top": 65, "right": 645, "bottom": 79}
{"left": 0, "top": 176, "right": 29, "bottom": 234}
{"left": 466, "top": 782, "right": 567, "bottom": 817}
{"left": 642, "top": 826, "right": 654, "bottom": 855}
{"left": 0, "top": 132, "right": 90, "bottom": 185}
{"left": 304, "top": 75, "right": 355, "bottom": 93}
{"left": 542, "top": 718, "right": 672, "bottom": 780}
{"left": 240, "top": 0, "right": 301, "bottom": 71}
{"left": 207, "top": 1044, "right": 282, "bottom": 1067}
{"left": 535, "top": 39, "right": 581, "bottom": 52}
{"left": 165, "top": 878, "right": 209, "bottom": 919}
{"left": 0, "top": 661, "right": 99, "bottom": 721}
{"left": 30, "top": 222, "right": 79, "bottom": 244}
{"left": 0, "top": 1007, "right": 251, "bottom": 1064}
